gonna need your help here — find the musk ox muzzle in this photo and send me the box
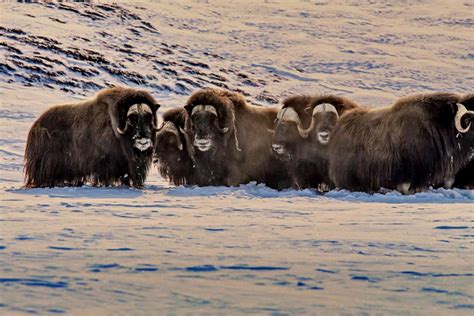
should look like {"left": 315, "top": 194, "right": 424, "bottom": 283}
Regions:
{"left": 193, "top": 138, "right": 213, "bottom": 152}
{"left": 271, "top": 143, "right": 285, "bottom": 155}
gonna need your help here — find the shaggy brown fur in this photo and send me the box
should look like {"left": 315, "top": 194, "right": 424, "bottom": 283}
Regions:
{"left": 154, "top": 107, "right": 194, "bottom": 185}
{"left": 181, "top": 88, "right": 280, "bottom": 186}
{"left": 271, "top": 94, "right": 359, "bottom": 190}
{"left": 24, "top": 87, "right": 159, "bottom": 188}
{"left": 328, "top": 92, "right": 473, "bottom": 193}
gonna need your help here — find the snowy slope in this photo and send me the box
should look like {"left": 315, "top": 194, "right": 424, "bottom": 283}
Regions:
{"left": 0, "top": 1, "right": 473, "bottom": 314}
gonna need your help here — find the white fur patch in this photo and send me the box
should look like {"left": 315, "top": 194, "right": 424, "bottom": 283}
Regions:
{"left": 317, "top": 131, "right": 330, "bottom": 144}
{"left": 134, "top": 138, "right": 152, "bottom": 151}
{"left": 191, "top": 105, "right": 217, "bottom": 116}
{"left": 194, "top": 138, "right": 213, "bottom": 152}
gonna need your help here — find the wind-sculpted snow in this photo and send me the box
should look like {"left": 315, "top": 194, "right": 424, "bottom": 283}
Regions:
{"left": 0, "top": 0, "right": 473, "bottom": 314}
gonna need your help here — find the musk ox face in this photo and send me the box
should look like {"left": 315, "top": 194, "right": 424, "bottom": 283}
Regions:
{"left": 116, "top": 103, "right": 156, "bottom": 153}
{"left": 183, "top": 105, "right": 229, "bottom": 153}
{"left": 304, "top": 103, "right": 339, "bottom": 146}
{"left": 271, "top": 121, "right": 301, "bottom": 158}
{"left": 271, "top": 107, "right": 307, "bottom": 159}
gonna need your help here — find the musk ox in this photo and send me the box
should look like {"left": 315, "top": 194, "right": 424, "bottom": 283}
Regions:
{"left": 179, "top": 88, "right": 282, "bottom": 187}
{"left": 270, "top": 95, "right": 359, "bottom": 190}
{"left": 153, "top": 107, "right": 194, "bottom": 186}
{"left": 24, "top": 87, "right": 160, "bottom": 188}
{"left": 328, "top": 92, "right": 474, "bottom": 194}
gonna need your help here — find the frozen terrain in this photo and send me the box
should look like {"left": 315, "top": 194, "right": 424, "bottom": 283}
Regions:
{"left": 0, "top": 0, "right": 473, "bottom": 314}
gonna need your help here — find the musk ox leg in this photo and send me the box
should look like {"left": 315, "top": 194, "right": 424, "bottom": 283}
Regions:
{"left": 396, "top": 182, "right": 411, "bottom": 195}
{"left": 128, "top": 155, "right": 152, "bottom": 188}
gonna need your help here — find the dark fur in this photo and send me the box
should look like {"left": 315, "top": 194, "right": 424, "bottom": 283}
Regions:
{"left": 154, "top": 108, "right": 194, "bottom": 185}
{"left": 272, "top": 95, "right": 359, "bottom": 190}
{"left": 181, "top": 88, "right": 280, "bottom": 186}
{"left": 329, "top": 92, "right": 473, "bottom": 193}
{"left": 24, "top": 87, "right": 159, "bottom": 188}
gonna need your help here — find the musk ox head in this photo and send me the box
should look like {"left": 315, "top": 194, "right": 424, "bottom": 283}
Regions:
{"left": 300, "top": 103, "right": 339, "bottom": 146}
{"left": 270, "top": 107, "right": 307, "bottom": 158}
{"left": 180, "top": 89, "right": 241, "bottom": 155}
{"left": 106, "top": 88, "right": 160, "bottom": 156}
{"left": 115, "top": 103, "right": 158, "bottom": 153}
{"left": 154, "top": 121, "right": 184, "bottom": 164}
{"left": 154, "top": 121, "right": 193, "bottom": 185}
{"left": 155, "top": 121, "right": 183, "bottom": 152}
{"left": 182, "top": 104, "right": 229, "bottom": 153}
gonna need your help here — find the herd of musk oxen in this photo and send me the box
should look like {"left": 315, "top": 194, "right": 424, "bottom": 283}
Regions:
{"left": 24, "top": 86, "right": 473, "bottom": 194}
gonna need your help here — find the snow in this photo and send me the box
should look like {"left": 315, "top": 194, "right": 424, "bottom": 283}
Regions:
{"left": 0, "top": 0, "right": 473, "bottom": 314}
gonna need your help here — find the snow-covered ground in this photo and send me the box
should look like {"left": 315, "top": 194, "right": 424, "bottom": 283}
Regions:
{"left": 0, "top": 1, "right": 473, "bottom": 314}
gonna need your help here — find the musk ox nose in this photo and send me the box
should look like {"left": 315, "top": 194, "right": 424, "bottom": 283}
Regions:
{"left": 194, "top": 138, "right": 213, "bottom": 152}
{"left": 318, "top": 131, "right": 330, "bottom": 144}
{"left": 272, "top": 144, "right": 285, "bottom": 155}
{"left": 134, "top": 138, "right": 152, "bottom": 151}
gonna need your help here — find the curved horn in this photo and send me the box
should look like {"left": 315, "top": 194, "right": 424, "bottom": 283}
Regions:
{"left": 297, "top": 122, "right": 312, "bottom": 139}
{"left": 156, "top": 121, "right": 166, "bottom": 132}
{"left": 179, "top": 126, "right": 190, "bottom": 135}
{"left": 298, "top": 103, "right": 339, "bottom": 138}
{"left": 180, "top": 112, "right": 193, "bottom": 134}
{"left": 455, "top": 103, "right": 472, "bottom": 133}
{"left": 152, "top": 119, "right": 159, "bottom": 131}
{"left": 116, "top": 104, "right": 142, "bottom": 135}
{"left": 152, "top": 110, "right": 161, "bottom": 131}
{"left": 277, "top": 108, "right": 308, "bottom": 139}
{"left": 116, "top": 123, "right": 129, "bottom": 135}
